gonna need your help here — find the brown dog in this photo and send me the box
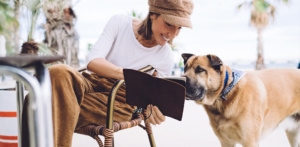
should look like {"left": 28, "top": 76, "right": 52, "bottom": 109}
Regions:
{"left": 182, "top": 53, "right": 300, "bottom": 147}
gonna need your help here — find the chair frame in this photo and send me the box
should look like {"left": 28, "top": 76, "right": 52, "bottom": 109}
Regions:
{"left": 75, "top": 65, "right": 156, "bottom": 147}
{"left": 0, "top": 55, "right": 64, "bottom": 147}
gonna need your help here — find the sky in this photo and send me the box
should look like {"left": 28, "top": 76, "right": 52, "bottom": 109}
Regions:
{"left": 24, "top": 0, "right": 300, "bottom": 67}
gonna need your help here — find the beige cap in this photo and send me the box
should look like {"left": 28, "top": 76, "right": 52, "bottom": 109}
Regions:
{"left": 148, "top": 0, "right": 194, "bottom": 28}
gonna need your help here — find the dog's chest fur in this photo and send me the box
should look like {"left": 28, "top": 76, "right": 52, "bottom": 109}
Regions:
{"left": 203, "top": 86, "right": 246, "bottom": 141}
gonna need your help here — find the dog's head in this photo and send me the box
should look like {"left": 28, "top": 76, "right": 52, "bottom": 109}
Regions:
{"left": 182, "top": 53, "right": 225, "bottom": 105}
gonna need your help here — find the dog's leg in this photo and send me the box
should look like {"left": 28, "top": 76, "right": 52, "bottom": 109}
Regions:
{"left": 285, "top": 115, "right": 300, "bottom": 147}
{"left": 286, "top": 127, "right": 300, "bottom": 147}
{"left": 240, "top": 138, "right": 259, "bottom": 147}
{"left": 220, "top": 140, "right": 235, "bottom": 147}
{"left": 242, "top": 143, "right": 259, "bottom": 147}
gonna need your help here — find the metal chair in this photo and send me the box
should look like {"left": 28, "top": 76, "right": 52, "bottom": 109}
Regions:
{"left": 75, "top": 65, "right": 156, "bottom": 147}
{"left": 0, "top": 55, "right": 64, "bottom": 147}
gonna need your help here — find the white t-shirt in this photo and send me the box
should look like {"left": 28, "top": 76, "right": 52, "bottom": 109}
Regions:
{"left": 86, "top": 14, "right": 174, "bottom": 77}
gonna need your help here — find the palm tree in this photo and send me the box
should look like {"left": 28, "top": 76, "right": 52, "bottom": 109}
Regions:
{"left": 238, "top": 0, "right": 287, "bottom": 70}
{"left": 0, "top": 1, "right": 19, "bottom": 55}
{"left": 20, "top": 0, "right": 68, "bottom": 55}
{"left": 13, "top": 0, "right": 21, "bottom": 53}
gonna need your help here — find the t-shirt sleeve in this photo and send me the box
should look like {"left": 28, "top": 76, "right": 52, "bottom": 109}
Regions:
{"left": 85, "top": 15, "right": 121, "bottom": 66}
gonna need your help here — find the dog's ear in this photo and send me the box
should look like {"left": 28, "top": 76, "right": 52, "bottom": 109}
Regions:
{"left": 182, "top": 53, "right": 194, "bottom": 65}
{"left": 207, "top": 54, "right": 223, "bottom": 71}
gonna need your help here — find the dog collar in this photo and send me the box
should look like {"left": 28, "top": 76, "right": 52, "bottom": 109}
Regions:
{"left": 220, "top": 69, "right": 246, "bottom": 100}
{"left": 223, "top": 71, "right": 229, "bottom": 90}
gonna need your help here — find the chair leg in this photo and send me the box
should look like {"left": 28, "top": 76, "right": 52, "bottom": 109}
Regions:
{"left": 103, "top": 128, "right": 114, "bottom": 147}
{"left": 94, "top": 135, "right": 104, "bottom": 147}
{"left": 148, "top": 133, "right": 156, "bottom": 147}
{"left": 144, "top": 117, "right": 156, "bottom": 147}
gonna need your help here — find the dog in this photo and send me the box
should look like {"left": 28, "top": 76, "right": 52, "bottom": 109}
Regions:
{"left": 181, "top": 53, "right": 300, "bottom": 147}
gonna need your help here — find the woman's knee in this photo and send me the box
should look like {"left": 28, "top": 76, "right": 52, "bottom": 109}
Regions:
{"left": 48, "top": 64, "right": 76, "bottom": 79}
{"left": 49, "top": 64, "right": 71, "bottom": 74}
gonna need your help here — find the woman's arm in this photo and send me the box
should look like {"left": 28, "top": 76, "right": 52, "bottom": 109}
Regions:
{"left": 87, "top": 58, "right": 124, "bottom": 80}
{"left": 85, "top": 15, "right": 123, "bottom": 79}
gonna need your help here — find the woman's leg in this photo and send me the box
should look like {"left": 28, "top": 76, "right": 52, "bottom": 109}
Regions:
{"left": 22, "top": 64, "right": 92, "bottom": 147}
{"left": 75, "top": 74, "right": 136, "bottom": 129}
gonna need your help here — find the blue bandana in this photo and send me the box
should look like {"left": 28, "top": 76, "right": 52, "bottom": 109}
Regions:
{"left": 220, "top": 69, "right": 246, "bottom": 100}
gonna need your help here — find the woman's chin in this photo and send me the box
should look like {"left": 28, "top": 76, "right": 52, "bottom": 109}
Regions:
{"left": 158, "top": 40, "right": 168, "bottom": 46}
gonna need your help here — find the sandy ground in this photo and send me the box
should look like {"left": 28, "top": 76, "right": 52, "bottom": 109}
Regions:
{"left": 72, "top": 101, "right": 290, "bottom": 147}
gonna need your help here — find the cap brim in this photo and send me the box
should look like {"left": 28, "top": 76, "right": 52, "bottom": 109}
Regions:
{"left": 161, "top": 14, "right": 192, "bottom": 29}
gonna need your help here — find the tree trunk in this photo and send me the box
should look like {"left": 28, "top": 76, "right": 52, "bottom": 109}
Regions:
{"left": 255, "top": 28, "right": 266, "bottom": 70}
{"left": 13, "top": 0, "right": 20, "bottom": 53}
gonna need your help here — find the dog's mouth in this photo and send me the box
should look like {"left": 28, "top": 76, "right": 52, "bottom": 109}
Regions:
{"left": 184, "top": 77, "right": 206, "bottom": 101}
{"left": 186, "top": 87, "right": 205, "bottom": 101}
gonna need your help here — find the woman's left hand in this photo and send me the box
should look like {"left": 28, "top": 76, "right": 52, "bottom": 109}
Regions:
{"left": 145, "top": 104, "right": 166, "bottom": 125}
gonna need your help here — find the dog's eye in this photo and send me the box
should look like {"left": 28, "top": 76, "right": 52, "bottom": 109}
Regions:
{"left": 195, "top": 66, "right": 204, "bottom": 74}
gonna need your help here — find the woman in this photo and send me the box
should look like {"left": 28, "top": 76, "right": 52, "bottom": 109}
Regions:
{"left": 22, "top": 0, "right": 194, "bottom": 146}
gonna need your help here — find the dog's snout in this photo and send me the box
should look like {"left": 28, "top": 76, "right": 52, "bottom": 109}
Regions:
{"left": 185, "top": 76, "right": 191, "bottom": 87}
{"left": 183, "top": 76, "right": 194, "bottom": 95}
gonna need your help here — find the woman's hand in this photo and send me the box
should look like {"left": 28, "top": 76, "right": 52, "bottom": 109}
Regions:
{"left": 145, "top": 104, "right": 165, "bottom": 125}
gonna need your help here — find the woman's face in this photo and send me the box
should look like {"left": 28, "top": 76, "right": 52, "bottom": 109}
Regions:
{"left": 151, "top": 14, "right": 181, "bottom": 46}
